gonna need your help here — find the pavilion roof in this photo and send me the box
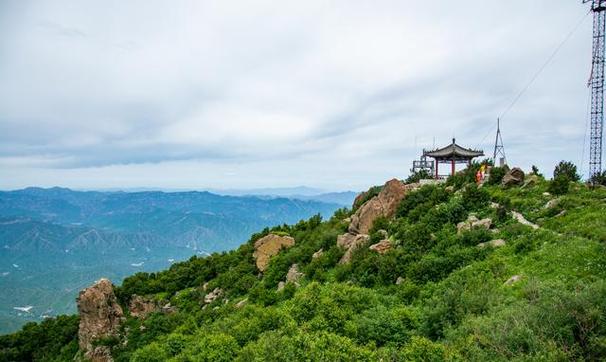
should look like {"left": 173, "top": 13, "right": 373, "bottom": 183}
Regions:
{"left": 423, "top": 139, "right": 484, "bottom": 160}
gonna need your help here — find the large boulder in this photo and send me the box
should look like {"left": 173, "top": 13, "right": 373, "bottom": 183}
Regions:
{"left": 337, "top": 233, "right": 369, "bottom": 264}
{"left": 369, "top": 239, "right": 392, "bottom": 254}
{"left": 349, "top": 179, "right": 408, "bottom": 234}
{"left": 77, "top": 278, "right": 124, "bottom": 362}
{"left": 502, "top": 167, "right": 525, "bottom": 187}
{"left": 253, "top": 234, "right": 295, "bottom": 272}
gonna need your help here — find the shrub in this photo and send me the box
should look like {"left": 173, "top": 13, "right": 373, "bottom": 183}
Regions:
{"left": 590, "top": 171, "right": 606, "bottom": 186}
{"left": 344, "top": 305, "right": 419, "bottom": 347}
{"left": 401, "top": 336, "right": 454, "bottom": 362}
{"left": 177, "top": 333, "right": 240, "bottom": 361}
{"left": 531, "top": 165, "right": 543, "bottom": 177}
{"left": 396, "top": 185, "right": 449, "bottom": 219}
{"left": 406, "top": 169, "right": 432, "bottom": 184}
{"left": 553, "top": 161, "right": 580, "bottom": 182}
{"left": 461, "top": 184, "right": 490, "bottom": 211}
{"left": 549, "top": 175, "right": 570, "bottom": 195}
{"left": 131, "top": 342, "right": 170, "bottom": 362}
{"left": 487, "top": 166, "right": 506, "bottom": 185}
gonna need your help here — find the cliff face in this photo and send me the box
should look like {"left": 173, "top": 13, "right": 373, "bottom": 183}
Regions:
{"left": 338, "top": 179, "right": 413, "bottom": 263}
{"left": 348, "top": 179, "right": 411, "bottom": 235}
{"left": 77, "top": 278, "right": 124, "bottom": 362}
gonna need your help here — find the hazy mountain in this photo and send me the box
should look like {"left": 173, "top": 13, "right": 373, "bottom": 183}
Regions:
{"left": 0, "top": 188, "right": 343, "bottom": 333}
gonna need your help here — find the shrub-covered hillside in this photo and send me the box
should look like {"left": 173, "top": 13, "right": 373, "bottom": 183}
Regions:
{"left": 2, "top": 164, "right": 606, "bottom": 361}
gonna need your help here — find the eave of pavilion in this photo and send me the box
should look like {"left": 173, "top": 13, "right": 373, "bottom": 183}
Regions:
{"left": 423, "top": 138, "right": 484, "bottom": 161}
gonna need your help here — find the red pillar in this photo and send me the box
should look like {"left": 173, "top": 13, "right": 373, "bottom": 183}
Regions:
{"left": 451, "top": 159, "right": 455, "bottom": 176}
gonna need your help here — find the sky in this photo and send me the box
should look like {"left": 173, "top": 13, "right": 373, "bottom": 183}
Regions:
{"left": 0, "top": 0, "right": 597, "bottom": 191}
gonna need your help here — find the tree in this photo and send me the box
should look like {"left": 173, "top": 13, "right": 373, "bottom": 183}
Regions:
{"left": 589, "top": 171, "right": 606, "bottom": 186}
{"left": 553, "top": 161, "right": 580, "bottom": 182}
{"left": 406, "top": 169, "right": 432, "bottom": 184}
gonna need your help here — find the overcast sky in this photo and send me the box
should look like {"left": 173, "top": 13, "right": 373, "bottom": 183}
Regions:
{"left": 0, "top": 1, "right": 596, "bottom": 191}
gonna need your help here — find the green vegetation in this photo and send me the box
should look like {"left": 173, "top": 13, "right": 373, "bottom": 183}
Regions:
{"left": 2, "top": 164, "right": 606, "bottom": 361}
{"left": 553, "top": 160, "right": 580, "bottom": 182}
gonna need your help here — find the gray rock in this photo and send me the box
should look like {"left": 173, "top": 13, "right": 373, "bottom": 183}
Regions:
{"left": 504, "top": 275, "right": 522, "bottom": 285}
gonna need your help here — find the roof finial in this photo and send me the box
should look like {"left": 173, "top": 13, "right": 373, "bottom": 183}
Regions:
{"left": 452, "top": 137, "right": 456, "bottom": 144}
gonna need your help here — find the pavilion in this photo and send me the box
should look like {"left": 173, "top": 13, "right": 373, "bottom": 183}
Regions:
{"left": 423, "top": 138, "right": 484, "bottom": 179}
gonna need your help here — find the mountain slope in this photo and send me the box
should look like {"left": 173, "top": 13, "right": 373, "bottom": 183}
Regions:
{"left": 0, "top": 188, "right": 343, "bottom": 335}
{"left": 2, "top": 172, "right": 606, "bottom": 361}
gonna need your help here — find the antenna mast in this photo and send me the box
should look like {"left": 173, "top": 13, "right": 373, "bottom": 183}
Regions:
{"left": 493, "top": 118, "right": 507, "bottom": 167}
{"left": 584, "top": 0, "right": 606, "bottom": 179}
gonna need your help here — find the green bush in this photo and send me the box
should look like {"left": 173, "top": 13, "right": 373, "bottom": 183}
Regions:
{"left": 487, "top": 166, "right": 506, "bottom": 185}
{"left": 590, "top": 171, "right": 606, "bottom": 186}
{"left": 131, "top": 342, "right": 170, "bottom": 362}
{"left": 176, "top": 333, "right": 240, "bottom": 361}
{"left": 553, "top": 161, "right": 580, "bottom": 182}
{"left": 406, "top": 169, "right": 432, "bottom": 184}
{"left": 461, "top": 184, "right": 490, "bottom": 211}
{"left": 549, "top": 175, "right": 570, "bottom": 195}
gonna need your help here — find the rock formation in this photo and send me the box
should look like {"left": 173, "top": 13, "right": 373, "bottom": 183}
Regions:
{"left": 353, "top": 190, "right": 370, "bottom": 210}
{"left": 128, "top": 295, "right": 158, "bottom": 319}
{"left": 77, "top": 278, "right": 124, "bottom": 362}
{"left": 369, "top": 239, "right": 392, "bottom": 254}
{"left": 511, "top": 211, "right": 540, "bottom": 230}
{"left": 286, "top": 264, "right": 304, "bottom": 286}
{"left": 349, "top": 179, "right": 408, "bottom": 235}
{"left": 502, "top": 167, "right": 525, "bottom": 187}
{"left": 457, "top": 215, "right": 493, "bottom": 234}
{"left": 337, "top": 233, "right": 369, "bottom": 264}
{"left": 204, "top": 288, "right": 224, "bottom": 304}
{"left": 252, "top": 233, "right": 295, "bottom": 272}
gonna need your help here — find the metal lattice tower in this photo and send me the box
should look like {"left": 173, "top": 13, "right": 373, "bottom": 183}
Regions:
{"left": 493, "top": 118, "right": 507, "bottom": 167}
{"left": 585, "top": 0, "right": 606, "bottom": 178}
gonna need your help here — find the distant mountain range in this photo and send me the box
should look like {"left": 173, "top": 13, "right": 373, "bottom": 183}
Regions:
{"left": 0, "top": 187, "right": 349, "bottom": 334}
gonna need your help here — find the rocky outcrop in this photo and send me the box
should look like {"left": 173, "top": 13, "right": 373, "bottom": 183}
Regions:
{"left": 502, "top": 168, "right": 525, "bottom": 187}
{"left": 253, "top": 234, "right": 295, "bottom": 272}
{"left": 337, "top": 233, "right": 369, "bottom": 264}
{"left": 511, "top": 211, "right": 539, "bottom": 230}
{"left": 204, "top": 288, "right": 224, "bottom": 304}
{"left": 286, "top": 264, "right": 304, "bottom": 286}
{"left": 369, "top": 239, "right": 392, "bottom": 254}
{"left": 77, "top": 278, "right": 124, "bottom": 362}
{"left": 457, "top": 215, "right": 492, "bottom": 234}
{"left": 349, "top": 179, "right": 408, "bottom": 235}
{"left": 128, "top": 295, "right": 158, "bottom": 319}
{"left": 353, "top": 190, "right": 370, "bottom": 210}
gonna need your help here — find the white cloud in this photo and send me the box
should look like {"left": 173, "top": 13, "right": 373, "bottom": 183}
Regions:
{"left": 0, "top": 0, "right": 596, "bottom": 189}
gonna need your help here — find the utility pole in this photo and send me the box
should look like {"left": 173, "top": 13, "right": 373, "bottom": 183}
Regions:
{"left": 584, "top": 0, "right": 606, "bottom": 179}
{"left": 493, "top": 118, "right": 507, "bottom": 167}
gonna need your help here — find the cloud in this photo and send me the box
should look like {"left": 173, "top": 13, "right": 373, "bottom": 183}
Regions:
{"left": 0, "top": 0, "right": 595, "bottom": 189}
